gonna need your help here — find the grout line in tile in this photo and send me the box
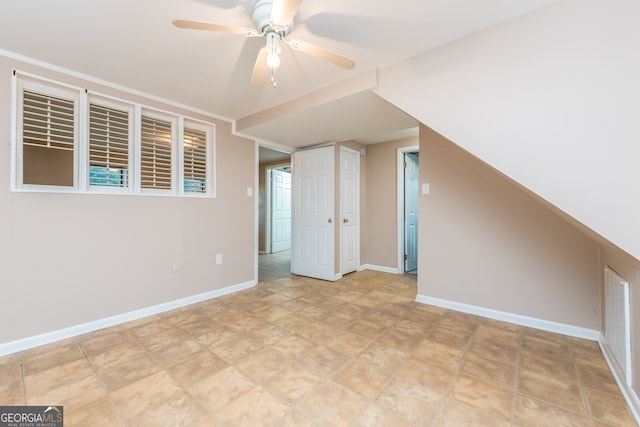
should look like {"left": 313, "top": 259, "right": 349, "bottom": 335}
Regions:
{"left": 3, "top": 269, "right": 632, "bottom": 427}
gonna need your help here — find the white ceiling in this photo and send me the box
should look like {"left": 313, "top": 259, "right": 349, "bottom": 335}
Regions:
{"left": 259, "top": 146, "right": 290, "bottom": 163}
{"left": 0, "top": 0, "right": 557, "bottom": 149}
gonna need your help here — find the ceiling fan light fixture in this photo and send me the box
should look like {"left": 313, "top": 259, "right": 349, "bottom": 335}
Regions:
{"left": 266, "top": 52, "right": 281, "bottom": 70}
{"left": 265, "top": 31, "right": 282, "bottom": 70}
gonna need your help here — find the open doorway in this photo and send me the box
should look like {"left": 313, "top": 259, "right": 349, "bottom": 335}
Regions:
{"left": 267, "top": 167, "right": 292, "bottom": 254}
{"left": 258, "top": 146, "right": 292, "bottom": 281}
{"left": 397, "top": 145, "right": 419, "bottom": 275}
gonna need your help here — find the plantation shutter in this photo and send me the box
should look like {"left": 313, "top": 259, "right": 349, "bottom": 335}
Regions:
{"left": 183, "top": 127, "right": 207, "bottom": 193}
{"left": 89, "top": 103, "right": 129, "bottom": 187}
{"left": 22, "top": 89, "right": 76, "bottom": 186}
{"left": 140, "top": 115, "right": 172, "bottom": 190}
{"left": 23, "top": 90, "right": 75, "bottom": 151}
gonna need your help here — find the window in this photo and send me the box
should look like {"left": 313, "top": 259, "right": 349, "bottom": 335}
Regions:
{"left": 19, "top": 85, "right": 77, "bottom": 187}
{"left": 89, "top": 166, "right": 128, "bottom": 187}
{"left": 140, "top": 114, "right": 174, "bottom": 191}
{"left": 13, "top": 73, "right": 214, "bottom": 197}
{"left": 183, "top": 124, "right": 208, "bottom": 194}
{"left": 89, "top": 101, "right": 131, "bottom": 188}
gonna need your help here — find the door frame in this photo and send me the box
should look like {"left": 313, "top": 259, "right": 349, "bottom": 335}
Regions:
{"left": 255, "top": 142, "right": 292, "bottom": 283}
{"left": 264, "top": 162, "right": 291, "bottom": 254}
{"left": 339, "top": 146, "right": 361, "bottom": 275}
{"left": 396, "top": 145, "right": 419, "bottom": 274}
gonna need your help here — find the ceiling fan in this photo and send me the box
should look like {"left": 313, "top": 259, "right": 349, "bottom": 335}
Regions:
{"left": 173, "top": 0, "right": 355, "bottom": 87}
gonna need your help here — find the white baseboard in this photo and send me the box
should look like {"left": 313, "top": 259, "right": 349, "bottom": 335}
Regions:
{"left": 416, "top": 294, "right": 639, "bottom": 424}
{"left": 598, "top": 335, "right": 640, "bottom": 425}
{"left": 360, "top": 264, "right": 400, "bottom": 274}
{"left": 258, "top": 250, "right": 266, "bottom": 255}
{"left": 415, "top": 294, "right": 600, "bottom": 341}
{"left": 0, "top": 279, "right": 258, "bottom": 357}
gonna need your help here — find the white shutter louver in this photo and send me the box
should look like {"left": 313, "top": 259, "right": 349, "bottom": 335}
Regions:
{"left": 89, "top": 103, "right": 129, "bottom": 187}
{"left": 21, "top": 88, "right": 76, "bottom": 187}
{"left": 184, "top": 127, "right": 207, "bottom": 193}
{"left": 23, "top": 90, "right": 75, "bottom": 151}
{"left": 15, "top": 75, "right": 214, "bottom": 195}
{"left": 141, "top": 115, "right": 173, "bottom": 190}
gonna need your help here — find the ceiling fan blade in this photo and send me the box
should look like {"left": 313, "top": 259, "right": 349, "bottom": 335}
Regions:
{"left": 172, "top": 20, "right": 260, "bottom": 37}
{"left": 287, "top": 39, "right": 355, "bottom": 70}
{"left": 270, "top": 0, "right": 302, "bottom": 29}
{"left": 250, "top": 48, "right": 270, "bottom": 86}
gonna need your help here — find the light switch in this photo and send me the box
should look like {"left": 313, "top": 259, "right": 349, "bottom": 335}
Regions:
{"left": 247, "top": 186, "right": 253, "bottom": 197}
{"left": 422, "top": 183, "right": 430, "bottom": 195}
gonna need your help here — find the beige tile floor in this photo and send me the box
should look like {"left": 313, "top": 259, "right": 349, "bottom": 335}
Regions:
{"left": 1, "top": 268, "right": 637, "bottom": 426}
{"left": 258, "top": 250, "right": 293, "bottom": 282}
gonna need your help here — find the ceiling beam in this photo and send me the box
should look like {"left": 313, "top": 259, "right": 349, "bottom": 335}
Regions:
{"left": 236, "top": 69, "right": 378, "bottom": 132}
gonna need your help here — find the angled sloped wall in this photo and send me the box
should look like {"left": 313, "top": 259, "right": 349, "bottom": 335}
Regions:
{"left": 417, "top": 124, "right": 601, "bottom": 329}
{"left": 375, "top": 0, "right": 640, "bottom": 261}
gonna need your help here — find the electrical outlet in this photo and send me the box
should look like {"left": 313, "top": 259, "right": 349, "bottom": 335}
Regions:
{"left": 216, "top": 254, "right": 223, "bottom": 265}
{"left": 172, "top": 260, "right": 180, "bottom": 272}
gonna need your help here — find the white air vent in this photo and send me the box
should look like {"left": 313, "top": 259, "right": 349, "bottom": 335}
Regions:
{"left": 604, "top": 266, "right": 632, "bottom": 384}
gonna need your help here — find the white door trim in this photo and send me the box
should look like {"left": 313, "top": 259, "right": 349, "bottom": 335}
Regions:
{"left": 396, "top": 145, "right": 419, "bottom": 273}
{"left": 254, "top": 142, "right": 259, "bottom": 282}
{"left": 265, "top": 168, "right": 271, "bottom": 254}
{"left": 340, "top": 146, "right": 360, "bottom": 275}
{"left": 263, "top": 161, "right": 290, "bottom": 254}
{"left": 271, "top": 169, "right": 292, "bottom": 253}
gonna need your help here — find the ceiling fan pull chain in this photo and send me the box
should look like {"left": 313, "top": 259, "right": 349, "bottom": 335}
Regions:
{"left": 270, "top": 70, "right": 277, "bottom": 88}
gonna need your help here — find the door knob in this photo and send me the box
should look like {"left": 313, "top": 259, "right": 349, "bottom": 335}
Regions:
{"left": 328, "top": 218, "right": 332, "bottom": 223}
{"left": 343, "top": 218, "right": 349, "bottom": 223}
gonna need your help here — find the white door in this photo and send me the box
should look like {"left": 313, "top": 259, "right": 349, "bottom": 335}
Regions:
{"left": 404, "top": 153, "right": 419, "bottom": 272}
{"left": 291, "top": 146, "right": 335, "bottom": 281}
{"left": 340, "top": 147, "right": 359, "bottom": 275}
{"left": 271, "top": 169, "right": 292, "bottom": 253}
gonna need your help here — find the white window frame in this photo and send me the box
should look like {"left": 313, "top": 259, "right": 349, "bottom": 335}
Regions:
{"left": 137, "top": 108, "right": 179, "bottom": 195}
{"left": 182, "top": 118, "right": 215, "bottom": 198}
{"left": 85, "top": 94, "right": 135, "bottom": 194}
{"left": 14, "top": 75, "right": 80, "bottom": 192}
{"left": 11, "top": 72, "right": 216, "bottom": 198}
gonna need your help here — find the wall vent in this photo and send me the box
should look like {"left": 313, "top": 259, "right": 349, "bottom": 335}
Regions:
{"left": 604, "top": 266, "right": 632, "bottom": 384}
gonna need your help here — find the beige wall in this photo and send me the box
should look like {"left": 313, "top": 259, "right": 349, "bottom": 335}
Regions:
{"left": 363, "top": 136, "right": 418, "bottom": 269}
{"left": 418, "top": 124, "right": 601, "bottom": 329}
{"left": 0, "top": 57, "right": 256, "bottom": 344}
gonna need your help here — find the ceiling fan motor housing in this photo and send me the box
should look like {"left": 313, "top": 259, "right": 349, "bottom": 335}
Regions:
{"left": 253, "top": 0, "right": 293, "bottom": 35}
